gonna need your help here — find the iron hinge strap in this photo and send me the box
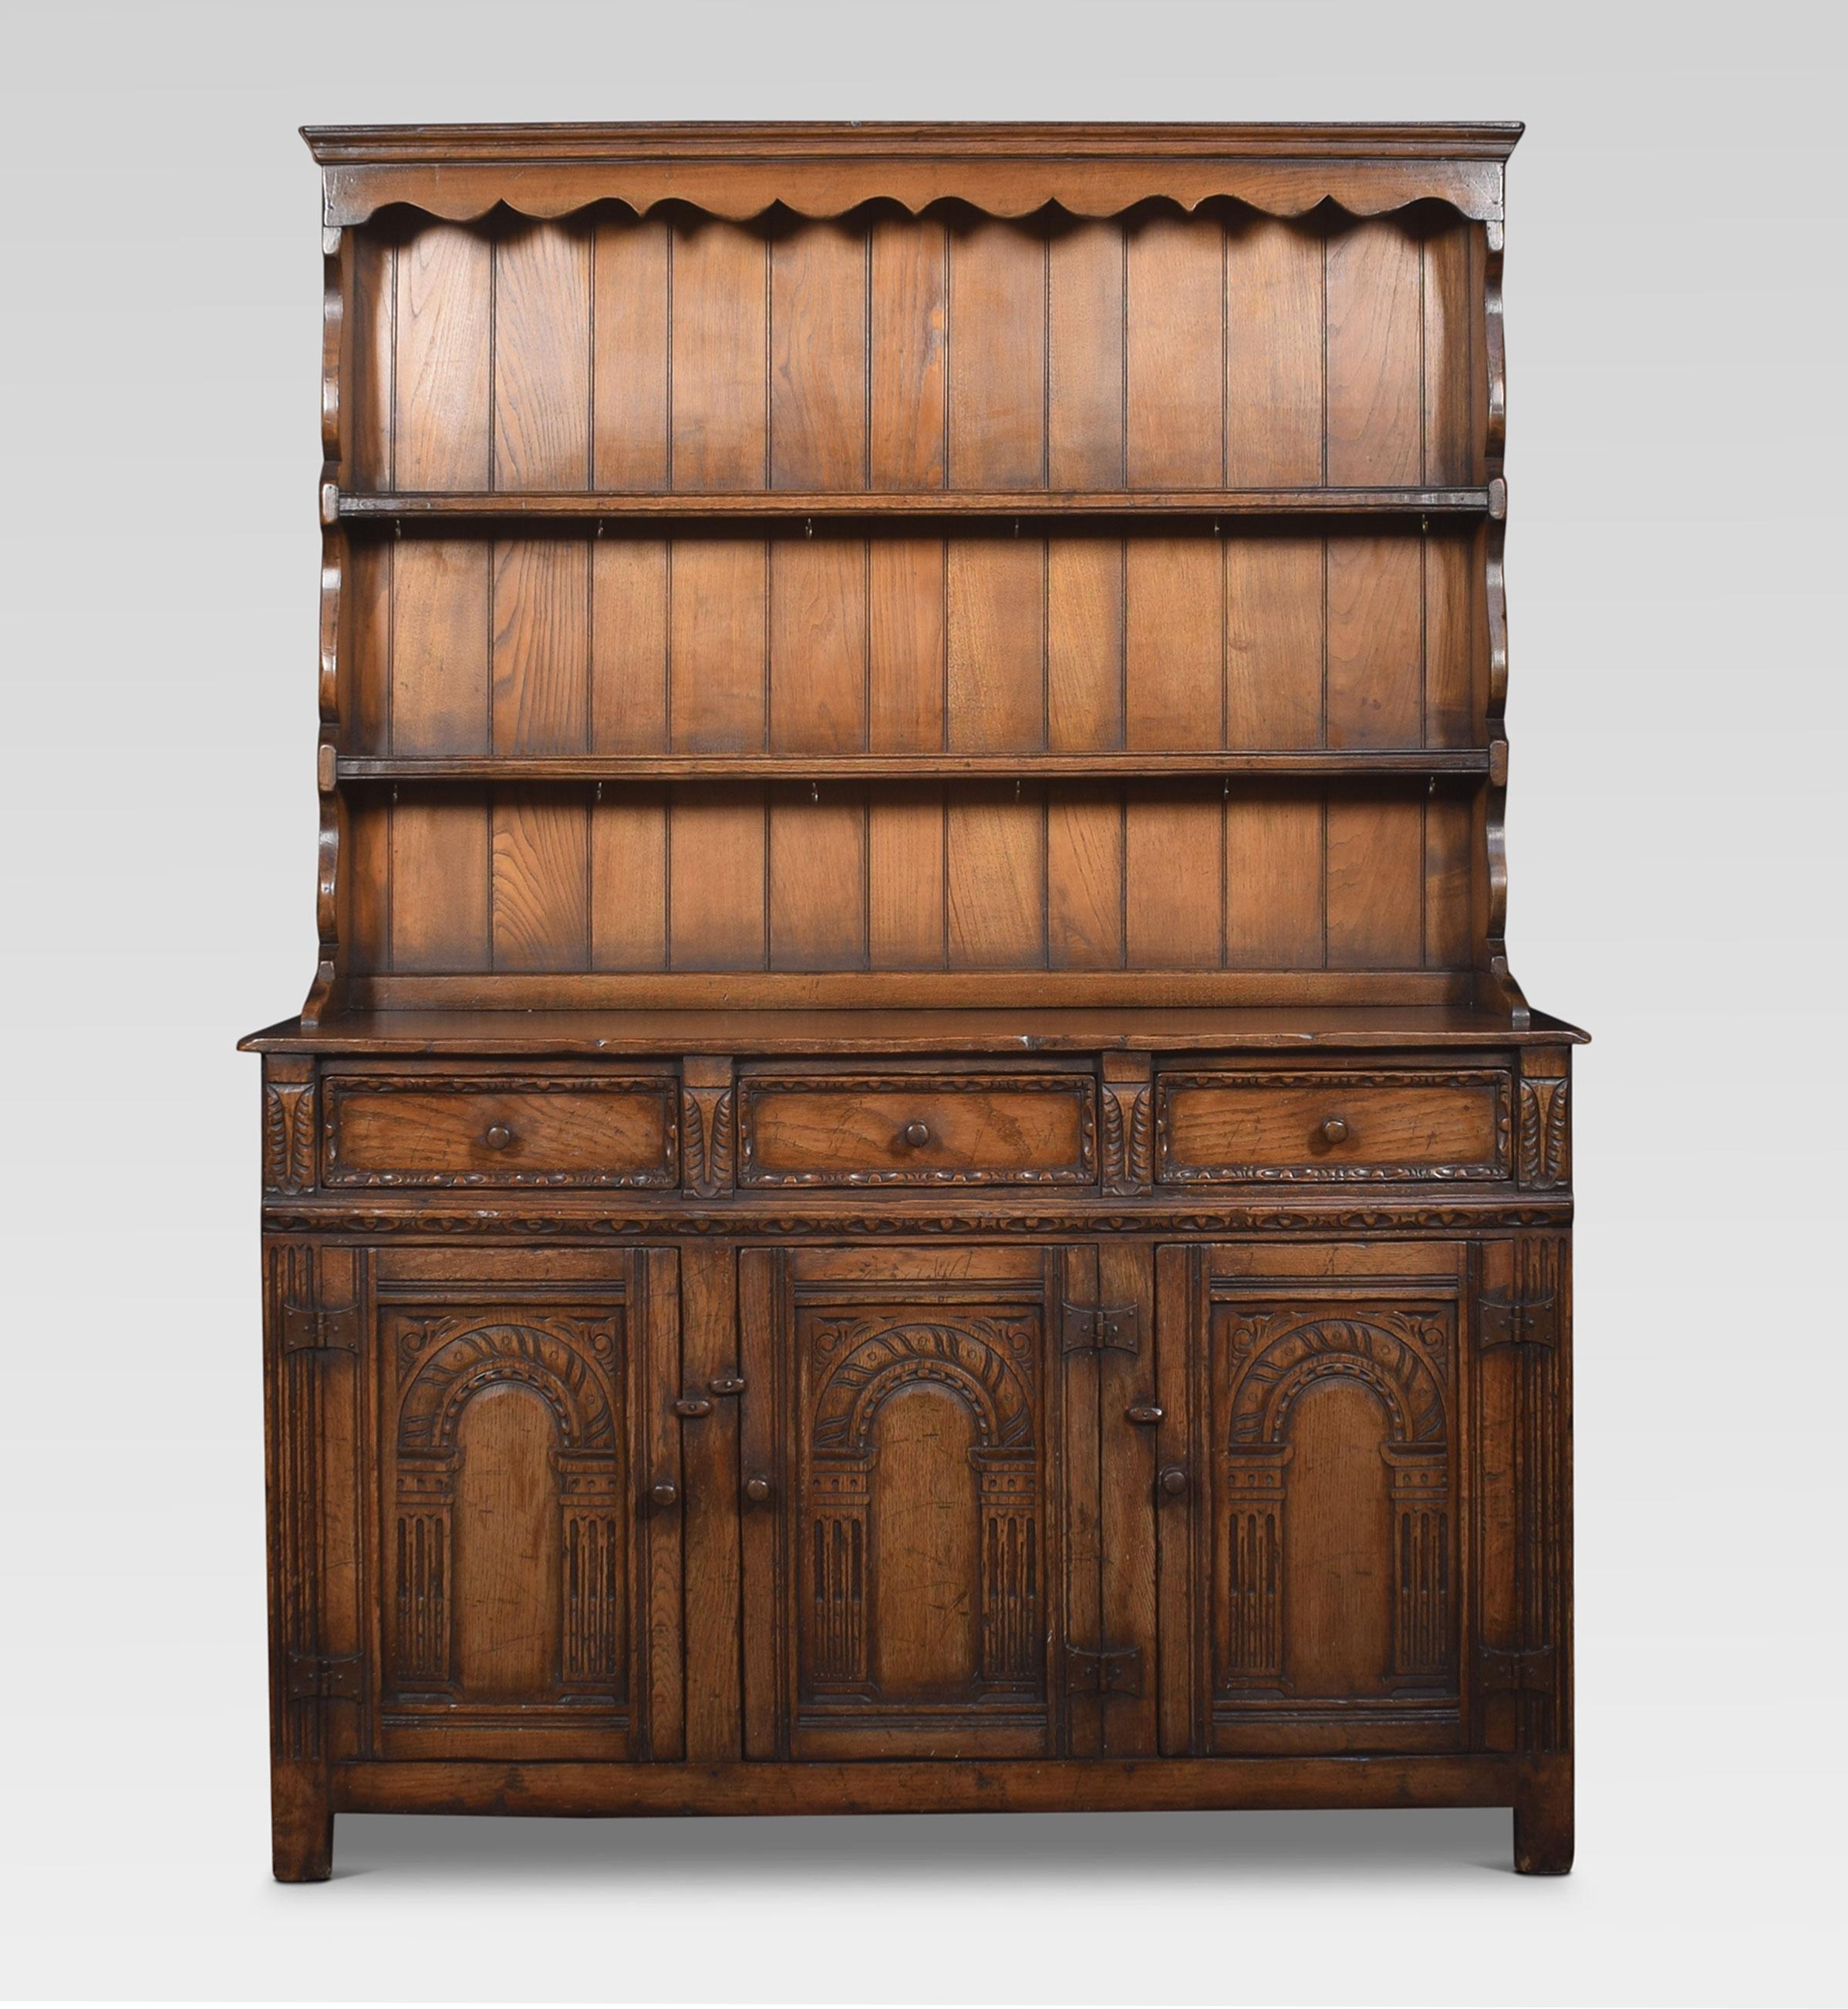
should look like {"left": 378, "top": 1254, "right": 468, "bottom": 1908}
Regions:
{"left": 285, "top": 1650, "right": 365, "bottom": 1701}
{"left": 1060, "top": 1301, "right": 1140, "bottom": 1356}
{"left": 1063, "top": 1643, "right": 1145, "bottom": 1697}
{"left": 1477, "top": 1643, "right": 1558, "bottom": 1694}
{"left": 280, "top": 1299, "right": 361, "bottom": 1355}
{"left": 1478, "top": 1289, "right": 1559, "bottom": 1353}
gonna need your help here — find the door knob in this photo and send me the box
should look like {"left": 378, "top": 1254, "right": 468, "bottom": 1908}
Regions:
{"left": 673, "top": 1397, "right": 713, "bottom": 1418}
{"left": 902, "top": 1119, "right": 931, "bottom": 1148}
{"left": 649, "top": 1478, "right": 679, "bottom": 1508}
{"left": 743, "top": 1474, "right": 772, "bottom": 1504}
{"left": 1125, "top": 1402, "right": 1165, "bottom": 1426}
{"left": 707, "top": 1373, "right": 747, "bottom": 1397}
{"left": 1157, "top": 1465, "right": 1188, "bottom": 1499}
{"left": 484, "top": 1122, "right": 515, "bottom": 1150}
{"left": 1319, "top": 1115, "right": 1350, "bottom": 1145}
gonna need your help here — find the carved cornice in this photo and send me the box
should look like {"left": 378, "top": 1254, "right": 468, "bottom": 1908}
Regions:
{"left": 303, "top": 122, "right": 1519, "bottom": 227}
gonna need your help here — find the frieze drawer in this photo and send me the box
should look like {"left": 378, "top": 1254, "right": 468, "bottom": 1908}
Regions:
{"left": 321, "top": 1074, "right": 678, "bottom": 1188}
{"left": 737, "top": 1072, "right": 1098, "bottom": 1187}
{"left": 1155, "top": 1069, "right": 1513, "bottom": 1183}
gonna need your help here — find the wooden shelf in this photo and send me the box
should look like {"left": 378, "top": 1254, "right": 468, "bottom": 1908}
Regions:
{"left": 336, "top": 749, "right": 1497, "bottom": 784}
{"left": 335, "top": 485, "right": 1493, "bottom": 526}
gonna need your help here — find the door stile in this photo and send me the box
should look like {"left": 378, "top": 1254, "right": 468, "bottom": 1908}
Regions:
{"left": 1097, "top": 1237, "right": 1158, "bottom": 1755}
{"left": 680, "top": 1242, "right": 743, "bottom": 1760}
{"left": 1155, "top": 1242, "right": 1202, "bottom": 1755}
{"left": 738, "top": 1247, "right": 787, "bottom": 1758}
{"left": 1061, "top": 1242, "right": 1104, "bottom": 1758}
{"left": 639, "top": 1246, "right": 685, "bottom": 1761}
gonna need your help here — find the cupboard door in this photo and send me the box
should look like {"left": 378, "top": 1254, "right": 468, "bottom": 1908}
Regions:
{"left": 739, "top": 1244, "right": 1093, "bottom": 1759}
{"left": 369, "top": 1246, "right": 683, "bottom": 1761}
{"left": 1155, "top": 1241, "right": 1469, "bottom": 1755}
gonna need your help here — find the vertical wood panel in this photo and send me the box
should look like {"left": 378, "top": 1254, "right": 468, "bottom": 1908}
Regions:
{"left": 1062, "top": 1243, "right": 1104, "bottom": 1761}
{"left": 347, "top": 797, "right": 389, "bottom": 971}
{"left": 946, "top": 541, "right": 1045, "bottom": 751}
{"left": 1126, "top": 213, "right": 1223, "bottom": 487}
{"left": 346, "top": 538, "right": 391, "bottom": 752}
{"left": 669, "top": 787, "right": 767, "bottom": 968}
{"left": 1047, "top": 541, "right": 1124, "bottom": 750}
{"left": 1126, "top": 541, "right": 1220, "bottom": 748}
{"left": 1327, "top": 797, "right": 1423, "bottom": 966}
{"left": 391, "top": 541, "right": 491, "bottom": 754}
{"left": 393, "top": 224, "right": 491, "bottom": 490}
{"left": 868, "top": 215, "right": 948, "bottom": 488}
{"left": 1225, "top": 218, "right": 1324, "bottom": 486}
{"left": 590, "top": 541, "right": 669, "bottom": 752}
{"left": 1224, "top": 795, "right": 1324, "bottom": 968}
{"left": 592, "top": 215, "right": 669, "bottom": 488}
{"left": 492, "top": 788, "right": 588, "bottom": 971}
{"left": 771, "top": 223, "right": 868, "bottom": 487}
{"left": 669, "top": 542, "right": 767, "bottom": 752}
{"left": 770, "top": 789, "right": 867, "bottom": 969}
{"left": 1225, "top": 538, "right": 1324, "bottom": 750}
{"left": 1326, "top": 223, "right": 1423, "bottom": 486}
{"left": 671, "top": 218, "right": 768, "bottom": 489}
{"left": 493, "top": 223, "right": 592, "bottom": 488}
{"left": 1047, "top": 786, "right": 1125, "bottom": 969}
{"left": 770, "top": 540, "right": 867, "bottom": 753}
{"left": 589, "top": 792, "right": 668, "bottom": 969}
{"left": 1424, "top": 531, "right": 1477, "bottom": 748}
{"left": 388, "top": 794, "right": 491, "bottom": 973}
{"left": 868, "top": 541, "right": 946, "bottom": 752}
{"left": 493, "top": 539, "right": 588, "bottom": 753}
{"left": 1425, "top": 794, "right": 1472, "bottom": 967}
{"left": 948, "top": 221, "right": 1045, "bottom": 487}
{"left": 1421, "top": 221, "right": 1476, "bottom": 485}
{"left": 868, "top": 789, "right": 946, "bottom": 968}
{"left": 348, "top": 230, "right": 396, "bottom": 489}
{"left": 1048, "top": 222, "right": 1125, "bottom": 487}
{"left": 947, "top": 787, "right": 1045, "bottom": 967}
{"left": 1127, "top": 791, "right": 1221, "bottom": 967}
{"left": 1326, "top": 537, "right": 1422, "bottom": 747}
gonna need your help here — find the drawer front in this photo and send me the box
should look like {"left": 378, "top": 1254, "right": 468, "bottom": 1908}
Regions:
{"left": 322, "top": 1075, "right": 678, "bottom": 1188}
{"left": 737, "top": 1073, "right": 1096, "bottom": 1187}
{"left": 1156, "top": 1069, "right": 1512, "bottom": 1183}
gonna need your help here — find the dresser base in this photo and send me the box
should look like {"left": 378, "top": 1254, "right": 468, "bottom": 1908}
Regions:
{"left": 272, "top": 1754, "right": 1573, "bottom": 1880}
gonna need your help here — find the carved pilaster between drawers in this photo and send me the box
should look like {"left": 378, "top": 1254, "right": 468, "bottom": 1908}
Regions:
{"left": 683, "top": 1057, "right": 737, "bottom": 1198}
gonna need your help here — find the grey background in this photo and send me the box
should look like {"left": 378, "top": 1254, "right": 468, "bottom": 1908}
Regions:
{"left": 1, "top": 2, "right": 1842, "bottom": 2002}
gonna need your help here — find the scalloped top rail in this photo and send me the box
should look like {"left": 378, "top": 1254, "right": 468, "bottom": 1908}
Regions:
{"left": 302, "top": 120, "right": 1522, "bottom": 226}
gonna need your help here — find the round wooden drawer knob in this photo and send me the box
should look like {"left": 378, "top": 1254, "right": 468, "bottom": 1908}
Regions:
{"left": 484, "top": 1123, "right": 515, "bottom": 1151}
{"left": 1158, "top": 1465, "right": 1189, "bottom": 1499}
{"left": 902, "top": 1119, "right": 931, "bottom": 1148}
{"left": 649, "top": 1478, "right": 679, "bottom": 1508}
{"left": 744, "top": 1475, "right": 773, "bottom": 1504}
{"left": 1319, "top": 1116, "right": 1350, "bottom": 1145}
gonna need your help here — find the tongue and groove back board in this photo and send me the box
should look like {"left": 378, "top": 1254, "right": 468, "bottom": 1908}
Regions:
{"left": 248, "top": 124, "right": 1579, "bottom": 1883}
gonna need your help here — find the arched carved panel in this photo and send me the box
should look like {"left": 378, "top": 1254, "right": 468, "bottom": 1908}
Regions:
{"left": 1214, "top": 1303, "right": 1455, "bottom": 1699}
{"left": 383, "top": 1312, "right": 624, "bottom": 1707}
{"left": 788, "top": 1294, "right": 1050, "bottom": 1738}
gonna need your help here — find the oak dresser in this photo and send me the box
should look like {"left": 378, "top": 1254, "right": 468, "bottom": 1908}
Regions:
{"left": 243, "top": 121, "right": 1581, "bottom": 1878}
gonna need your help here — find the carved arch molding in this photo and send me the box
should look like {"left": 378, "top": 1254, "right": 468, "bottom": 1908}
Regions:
{"left": 386, "top": 1315, "right": 623, "bottom": 1696}
{"left": 803, "top": 1315, "right": 1041, "bottom": 1692}
{"left": 1218, "top": 1307, "right": 1454, "bottom": 1691}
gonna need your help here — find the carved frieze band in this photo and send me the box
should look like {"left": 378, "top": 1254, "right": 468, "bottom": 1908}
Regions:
{"left": 265, "top": 1198, "right": 1570, "bottom": 1240}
